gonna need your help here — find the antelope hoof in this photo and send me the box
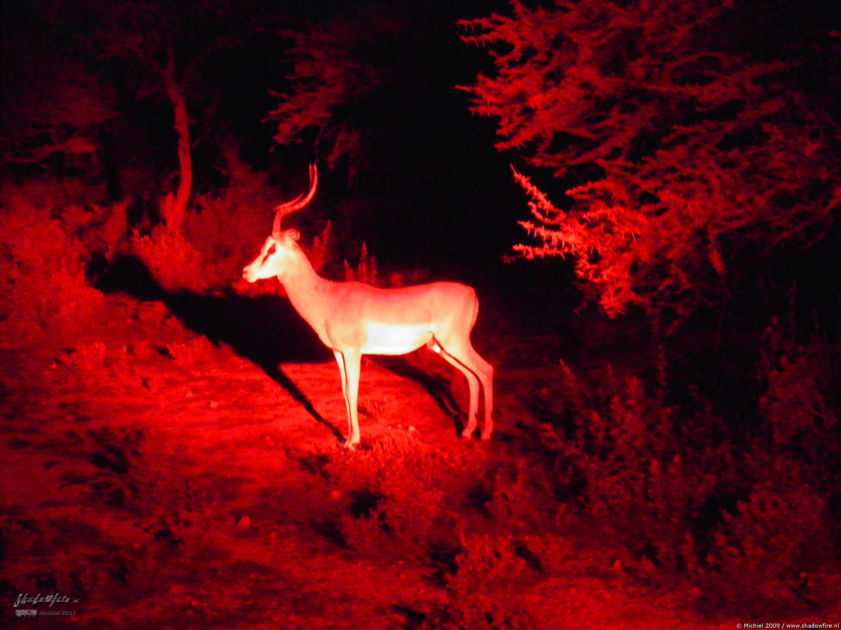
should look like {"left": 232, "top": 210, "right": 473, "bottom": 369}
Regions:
{"left": 343, "top": 438, "right": 360, "bottom": 450}
{"left": 480, "top": 429, "right": 493, "bottom": 441}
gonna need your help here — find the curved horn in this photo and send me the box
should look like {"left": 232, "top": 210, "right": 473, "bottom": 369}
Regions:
{"left": 272, "top": 164, "right": 318, "bottom": 237}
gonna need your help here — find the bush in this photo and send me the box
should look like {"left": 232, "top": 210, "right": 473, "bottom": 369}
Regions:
{"left": 344, "top": 242, "right": 379, "bottom": 285}
{"left": 343, "top": 240, "right": 430, "bottom": 287}
{"left": 185, "top": 171, "right": 278, "bottom": 289}
{"left": 686, "top": 316, "right": 841, "bottom": 610}
{"left": 425, "top": 534, "right": 537, "bottom": 630}
{"left": 758, "top": 316, "right": 841, "bottom": 466}
{"left": 331, "top": 432, "right": 455, "bottom": 555}
{"left": 539, "top": 364, "right": 725, "bottom": 574}
{"left": 538, "top": 315, "right": 841, "bottom": 612}
{"left": 130, "top": 225, "right": 207, "bottom": 293}
{"left": 0, "top": 195, "right": 104, "bottom": 343}
{"left": 130, "top": 165, "right": 320, "bottom": 293}
{"left": 461, "top": 0, "right": 841, "bottom": 329}
{"left": 705, "top": 462, "right": 831, "bottom": 608}
{"left": 69, "top": 340, "right": 109, "bottom": 371}
{"left": 0, "top": 179, "right": 127, "bottom": 262}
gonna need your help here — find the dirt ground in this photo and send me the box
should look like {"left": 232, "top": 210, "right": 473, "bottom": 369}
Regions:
{"left": 1, "top": 291, "right": 833, "bottom": 629}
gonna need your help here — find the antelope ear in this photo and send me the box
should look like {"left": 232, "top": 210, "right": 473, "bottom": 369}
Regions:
{"left": 286, "top": 229, "right": 301, "bottom": 242}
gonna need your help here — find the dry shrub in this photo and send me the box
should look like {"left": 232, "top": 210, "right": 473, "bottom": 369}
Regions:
{"left": 185, "top": 177, "right": 275, "bottom": 289}
{"left": 0, "top": 179, "right": 127, "bottom": 262}
{"left": 705, "top": 461, "right": 832, "bottom": 608}
{"left": 519, "top": 533, "right": 578, "bottom": 576}
{"left": 307, "top": 220, "right": 332, "bottom": 274}
{"left": 129, "top": 225, "right": 207, "bottom": 293}
{"left": 0, "top": 196, "right": 104, "bottom": 343}
{"left": 70, "top": 340, "right": 109, "bottom": 371}
{"left": 377, "top": 454, "right": 448, "bottom": 551}
{"left": 344, "top": 242, "right": 379, "bottom": 285}
{"left": 131, "top": 168, "right": 312, "bottom": 292}
{"left": 344, "top": 240, "right": 430, "bottom": 287}
{"left": 542, "top": 315, "right": 841, "bottom": 612}
{"left": 758, "top": 316, "right": 841, "bottom": 465}
{"left": 690, "top": 317, "right": 841, "bottom": 610}
{"left": 165, "top": 336, "right": 217, "bottom": 365}
{"left": 487, "top": 458, "right": 550, "bottom": 535}
{"left": 57, "top": 199, "right": 127, "bottom": 261}
{"left": 330, "top": 432, "right": 457, "bottom": 555}
{"left": 424, "top": 534, "right": 537, "bottom": 630}
{"left": 0, "top": 176, "right": 103, "bottom": 209}
{"left": 541, "top": 365, "right": 724, "bottom": 574}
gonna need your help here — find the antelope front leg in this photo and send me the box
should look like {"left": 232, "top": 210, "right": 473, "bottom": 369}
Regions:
{"left": 334, "top": 350, "right": 362, "bottom": 448}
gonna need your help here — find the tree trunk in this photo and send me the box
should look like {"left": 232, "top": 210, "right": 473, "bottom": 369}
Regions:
{"left": 161, "top": 51, "right": 192, "bottom": 233}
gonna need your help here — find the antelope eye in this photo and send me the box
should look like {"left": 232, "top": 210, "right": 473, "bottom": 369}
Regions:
{"left": 266, "top": 244, "right": 277, "bottom": 256}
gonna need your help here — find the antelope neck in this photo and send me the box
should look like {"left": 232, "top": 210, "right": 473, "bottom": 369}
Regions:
{"left": 279, "top": 249, "right": 333, "bottom": 331}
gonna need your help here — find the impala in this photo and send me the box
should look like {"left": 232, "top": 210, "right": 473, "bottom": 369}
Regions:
{"left": 242, "top": 164, "right": 493, "bottom": 448}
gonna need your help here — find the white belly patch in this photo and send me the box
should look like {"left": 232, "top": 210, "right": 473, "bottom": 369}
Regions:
{"left": 362, "top": 322, "right": 432, "bottom": 355}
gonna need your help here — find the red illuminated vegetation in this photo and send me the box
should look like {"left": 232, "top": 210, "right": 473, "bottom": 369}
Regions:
{"left": 460, "top": 1, "right": 841, "bottom": 327}
{"left": 2, "top": 1, "right": 841, "bottom": 628}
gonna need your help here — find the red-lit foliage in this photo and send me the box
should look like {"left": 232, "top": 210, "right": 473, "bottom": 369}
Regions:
{"left": 460, "top": 0, "right": 841, "bottom": 324}
{"left": 5, "top": 301, "right": 838, "bottom": 624}
{"left": 0, "top": 194, "right": 106, "bottom": 343}
{"left": 52, "top": 0, "right": 259, "bottom": 233}
{"left": 758, "top": 315, "right": 841, "bottom": 463}
{"left": 130, "top": 162, "right": 285, "bottom": 292}
{"left": 341, "top": 241, "right": 431, "bottom": 288}
{"left": 0, "top": 51, "right": 116, "bottom": 170}
{"left": 130, "top": 226, "right": 207, "bottom": 292}
{"left": 538, "top": 363, "right": 724, "bottom": 572}
{"left": 534, "top": 335, "right": 841, "bottom": 612}
{"left": 322, "top": 432, "right": 551, "bottom": 627}
{"left": 266, "top": 8, "right": 397, "bottom": 177}
{"left": 4, "top": 3, "right": 841, "bottom": 625}
{"left": 267, "top": 4, "right": 448, "bottom": 185}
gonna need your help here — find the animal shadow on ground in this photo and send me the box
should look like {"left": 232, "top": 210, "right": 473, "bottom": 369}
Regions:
{"left": 373, "top": 355, "right": 466, "bottom": 438}
{"left": 99, "top": 256, "right": 343, "bottom": 441}
{"left": 98, "top": 256, "right": 471, "bottom": 442}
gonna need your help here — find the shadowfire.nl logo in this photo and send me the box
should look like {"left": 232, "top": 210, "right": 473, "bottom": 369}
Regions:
{"left": 12, "top": 591, "right": 78, "bottom": 618}
{"left": 14, "top": 592, "right": 72, "bottom": 609}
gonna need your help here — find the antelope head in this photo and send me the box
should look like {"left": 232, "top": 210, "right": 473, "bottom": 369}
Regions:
{"left": 242, "top": 164, "right": 317, "bottom": 283}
